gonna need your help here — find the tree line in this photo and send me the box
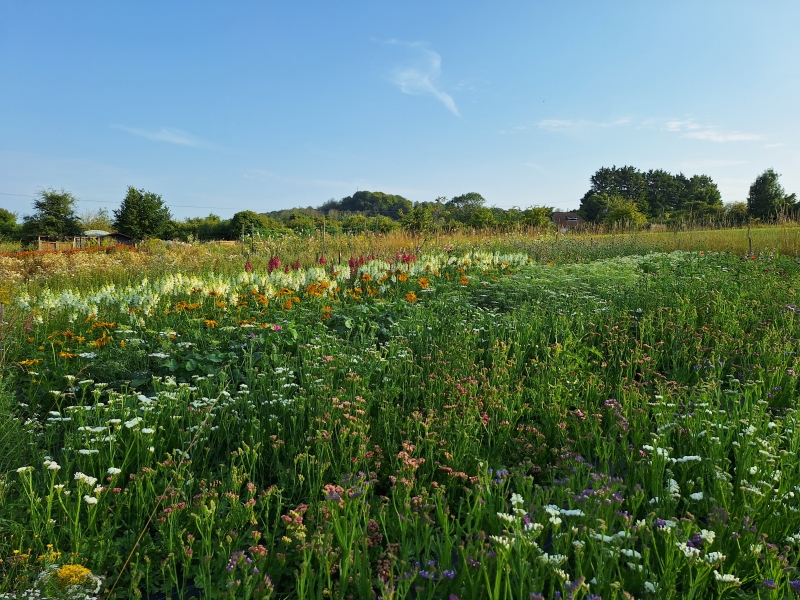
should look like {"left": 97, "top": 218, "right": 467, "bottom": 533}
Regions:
{"left": 577, "top": 166, "right": 796, "bottom": 227}
{"left": 0, "top": 168, "right": 795, "bottom": 244}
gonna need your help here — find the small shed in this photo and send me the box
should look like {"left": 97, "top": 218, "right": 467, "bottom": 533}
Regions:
{"left": 75, "top": 231, "right": 136, "bottom": 248}
{"left": 551, "top": 212, "right": 585, "bottom": 232}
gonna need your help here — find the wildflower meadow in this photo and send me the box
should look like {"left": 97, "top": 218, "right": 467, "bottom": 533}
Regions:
{"left": 2, "top": 233, "right": 800, "bottom": 599}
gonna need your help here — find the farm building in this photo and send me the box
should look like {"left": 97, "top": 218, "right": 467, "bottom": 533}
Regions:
{"left": 36, "top": 231, "right": 136, "bottom": 251}
{"left": 551, "top": 212, "right": 585, "bottom": 232}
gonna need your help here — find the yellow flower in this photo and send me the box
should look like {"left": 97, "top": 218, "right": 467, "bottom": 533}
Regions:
{"left": 18, "top": 358, "right": 42, "bottom": 366}
{"left": 55, "top": 564, "right": 92, "bottom": 588}
{"left": 58, "top": 352, "right": 76, "bottom": 359}
{"left": 204, "top": 319, "right": 218, "bottom": 328}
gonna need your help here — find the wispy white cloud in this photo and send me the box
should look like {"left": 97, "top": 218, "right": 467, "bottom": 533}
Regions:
{"left": 502, "top": 117, "right": 629, "bottom": 134}
{"left": 113, "top": 125, "right": 209, "bottom": 148}
{"left": 765, "top": 143, "right": 786, "bottom": 148}
{"left": 381, "top": 40, "right": 459, "bottom": 117}
{"left": 537, "top": 117, "right": 630, "bottom": 131}
{"left": 663, "top": 119, "right": 762, "bottom": 143}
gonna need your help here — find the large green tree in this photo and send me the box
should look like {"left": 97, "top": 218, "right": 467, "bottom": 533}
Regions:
{"left": 520, "top": 206, "right": 554, "bottom": 228}
{"left": 113, "top": 187, "right": 172, "bottom": 240}
{"left": 747, "top": 169, "right": 796, "bottom": 220}
{"left": 78, "top": 208, "right": 114, "bottom": 232}
{"left": 0, "top": 208, "right": 19, "bottom": 240}
{"left": 20, "top": 188, "right": 83, "bottom": 243}
{"left": 580, "top": 166, "right": 722, "bottom": 223}
{"left": 319, "top": 191, "right": 413, "bottom": 219}
{"left": 445, "top": 192, "right": 486, "bottom": 224}
{"left": 604, "top": 197, "right": 648, "bottom": 229}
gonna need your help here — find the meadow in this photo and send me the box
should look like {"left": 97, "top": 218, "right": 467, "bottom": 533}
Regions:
{"left": 1, "top": 227, "right": 800, "bottom": 599}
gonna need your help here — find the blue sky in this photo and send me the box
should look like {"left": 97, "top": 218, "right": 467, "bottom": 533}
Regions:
{"left": 1, "top": 1, "right": 798, "bottom": 220}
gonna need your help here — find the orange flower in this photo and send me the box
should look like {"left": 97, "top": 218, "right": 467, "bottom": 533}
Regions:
{"left": 459, "top": 276, "right": 470, "bottom": 286}
{"left": 397, "top": 273, "right": 408, "bottom": 282}
{"left": 418, "top": 277, "right": 430, "bottom": 289}
{"left": 361, "top": 272, "right": 373, "bottom": 283}
{"left": 204, "top": 319, "right": 218, "bottom": 328}
{"left": 405, "top": 292, "right": 418, "bottom": 303}
{"left": 90, "top": 332, "right": 112, "bottom": 348}
{"left": 321, "top": 306, "right": 332, "bottom": 321}
{"left": 59, "top": 351, "right": 76, "bottom": 359}
{"left": 283, "top": 299, "right": 294, "bottom": 310}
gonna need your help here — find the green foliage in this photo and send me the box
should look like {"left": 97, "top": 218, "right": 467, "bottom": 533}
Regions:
{"left": 520, "top": 206, "right": 554, "bottom": 228}
{"left": 604, "top": 196, "right": 648, "bottom": 229}
{"left": 283, "top": 211, "right": 317, "bottom": 231}
{"left": 5, "top": 248, "right": 800, "bottom": 597}
{"left": 20, "top": 188, "right": 83, "bottom": 243}
{"left": 445, "top": 192, "right": 486, "bottom": 224}
{"left": 747, "top": 168, "right": 796, "bottom": 220}
{"left": 229, "top": 211, "right": 286, "bottom": 238}
{"left": 319, "top": 190, "right": 412, "bottom": 219}
{"left": 580, "top": 166, "right": 722, "bottom": 223}
{"left": 401, "top": 203, "right": 435, "bottom": 232}
{"left": 469, "top": 205, "right": 496, "bottom": 228}
{"left": 0, "top": 208, "right": 19, "bottom": 240}
{"left": 78, "top": 208, "right": 114, "bottom": 232}
{"left": 724, "top": 202, "right": 749, "bottom": 225}
{"left": 0, "top": 380, "right": 30, "bottom": 475}
{"left": 173, "top": 213, "right": 229, "bottom": 241}
{"left": 113, "top": 187, "right": 172, "bottom": 240}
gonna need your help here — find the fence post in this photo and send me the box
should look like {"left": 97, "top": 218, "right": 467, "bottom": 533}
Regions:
{"left": 0, "top": 299, "right": 5, "bottom": 354}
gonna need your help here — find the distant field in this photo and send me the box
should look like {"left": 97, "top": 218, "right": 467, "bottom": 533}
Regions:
{"left": 1, "top": 230, "right": 800, "bottom": 598}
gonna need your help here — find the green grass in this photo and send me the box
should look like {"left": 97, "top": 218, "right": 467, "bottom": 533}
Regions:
{"left": 1, "top": 243, "right": 800, "bottom": 599}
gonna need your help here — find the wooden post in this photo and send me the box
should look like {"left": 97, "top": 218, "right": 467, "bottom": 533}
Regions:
{"left": 0, "top": 301, "right": 4, "bottom": 354}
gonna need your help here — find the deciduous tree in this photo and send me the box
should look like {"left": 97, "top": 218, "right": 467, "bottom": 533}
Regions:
{"left": 20, "top": 188, "right": 82, "bottom": 243}
{"left": 113, "top": 187, "right": 172, "bottom": 240}
{"left": 0, "top": 208, "right": 19, "bottom": 240}
{"left": 747, "top": 169, "right": 796, "bottom": 220}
